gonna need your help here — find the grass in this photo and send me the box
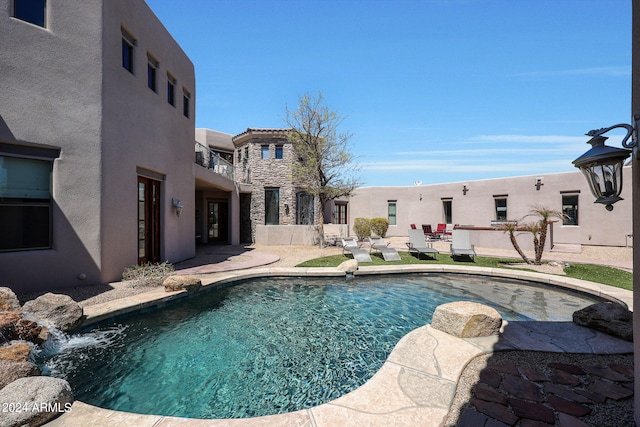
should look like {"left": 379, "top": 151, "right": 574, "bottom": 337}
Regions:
{"left": 297, "top": 250, "right": 633, "bottom": 290}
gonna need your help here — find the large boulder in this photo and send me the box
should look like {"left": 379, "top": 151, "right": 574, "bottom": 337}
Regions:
{"left": 337, "top": 259, "right": 359, "bottom": 274}
{"left": 573, "top": 302, "right": 633, "bottom": 342}
{"left": 0, "top": 360, "right": 41, "bottom": 390}
{"left": 0, "top": 312, "right": 20, "bottom": 344}
{"left": 21, "top": 293, "right": 83, "bottom": 332}
{"left": 0, "top": 376, "right": 73, "bottom": 427}
{"left": 0, "top": 288, "right": 20, "bottom": 312}
{"left": 0, "top": 342, "right": 32, "bottom": 362}
{"left": 163, "top": 275, "right": 202, "bottom": 292}
{"left": 431, "top": 301, "right": 502, "bottom": 338}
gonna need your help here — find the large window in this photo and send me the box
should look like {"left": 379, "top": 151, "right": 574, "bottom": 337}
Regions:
{"left": 562, "top": 194, "right": 579, "bottom": 225}
{"left": 13, "top": 0, "right": 46, "bottom": 27}
{"left": 296, "top": 191, "right": 314, "bottom": 225}
{"left": 388, "top": 200, "right": 397, "bottom": 226}
{"left": 265, "top": 188, "right": 279, "bottom": 225}
{"left": 122, "top": 29, "right": 136, "bottom": 74}
{"left": 0, "top": 156, "right": 52, "bottom": 251}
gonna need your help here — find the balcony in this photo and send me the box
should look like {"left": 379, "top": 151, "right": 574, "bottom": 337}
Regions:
{"left": 195, "top": 142, "right": 250, "bottom": 183}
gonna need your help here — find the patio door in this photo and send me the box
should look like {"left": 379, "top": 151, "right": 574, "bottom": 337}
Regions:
{"left": 138, "top": 176, "right": 161, "bottom": 264}
{"left": 207, "top": 200, "right": 228, "bottom": 243}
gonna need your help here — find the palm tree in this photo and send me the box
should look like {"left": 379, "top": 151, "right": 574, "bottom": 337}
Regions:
{"left": 526, "top": 206, "right": 567, "bottom": 264}
{"left": 498, "top": 221, "right": 531, "bottom": 264}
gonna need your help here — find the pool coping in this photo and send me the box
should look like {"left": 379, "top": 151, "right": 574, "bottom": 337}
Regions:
{"left": 46, "top": 265, "right": 634, "bottom": 427}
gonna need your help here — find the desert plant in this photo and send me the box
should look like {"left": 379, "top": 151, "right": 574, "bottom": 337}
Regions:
{"left": 370, "top": 217, "right": 390, "bottom": 237}
{"left": 497, "top": 221, "right": 531, "bottom": 264}
{"left": 122, "top": 261, "right": 175, "bottom": 288}
{"left": 353, "top": 217, "right": 372, "bottom": 240}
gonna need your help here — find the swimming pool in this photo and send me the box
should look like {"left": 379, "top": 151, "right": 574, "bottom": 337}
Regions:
{"left": 36, "top": 273, "right": 602, "bottom": 419}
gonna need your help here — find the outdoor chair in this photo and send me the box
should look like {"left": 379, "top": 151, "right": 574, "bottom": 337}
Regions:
{"left": 410, "top": 224, "right": 417, "bottom": 230}
{"left": 367, "top": 236, "right": 401, "bottom": 261}
{"left": 421, "top": 224, "right": 434, "bottom": 239}
{"left": 450, "top": 229, "right": 476, "bottom": 261}
{"left": 406, "top": 229, "right": 439, "bottom": 260}
{"left": 341, "top": 237, "right": 372, "bottom": 262}
{"left": 436, "top": 223, "right": 452, "bottom": 241}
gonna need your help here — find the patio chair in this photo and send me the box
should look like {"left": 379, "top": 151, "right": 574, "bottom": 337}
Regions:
{"left": 367, "top": 236, "right": 401, "bottom": 261}
{"left": 406, "top": 229, "right": 439, "bottom": 260}
{"left": 341, "top": 237, "right": 372, "bottom": 262}
{"left": 410, "top": 224, "right": 417, "bottom": 230}
{"left": 436, "top": 223, "right": 452, "bottom": 241}
{"left": 421, "top": 224, "right": 434, "bottom": 239}
{"left": 450, "top": 229, "right": 476, "bottom": 261}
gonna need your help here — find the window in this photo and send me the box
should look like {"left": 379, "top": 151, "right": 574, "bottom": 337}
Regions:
{"left": 275, "top": 145, "right": 284, "bottom": 159}
{"left": 167, "top": 74, "right": 176, "bottom": 106}
{"left": 183, "top": 89, "right": 190, "bottom": 118}
{"left": 495, "top": 198, "right": 507, "bottom": 221}
{"left": 265, "top": 188, "right": 279, "bottom": 225}
{"left": 296, "top": 192, "right": 314, "bottom": 225}
{"left": 121, "top": 29, "right": 136, "bottom": 74}
{"left": 261, "top": 145, "right": 269, "bottom": 159}
{"left": 13, "top": 0, "right": 46, "bottom": 27}
{"left": 388, "top": 200, "right": 397, "bottom": 226}
{"left": 0, "top": 156, "right": 53, "bottom": 251}
{"left": 335, "top": 203, "right": 347, "bottom": 225}
{"left": 147, "top": 55, "right": 158, "bottom": 92}
{"left": 562, "top": 194, "right": 579, "bottom": 225}
{"left": 442, "top": 199, "right": 452, "bottom": 224}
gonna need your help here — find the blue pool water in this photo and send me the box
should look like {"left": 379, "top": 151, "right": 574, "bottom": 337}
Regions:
{"left": 36, "top": 274, "right": 601, "bottom": 419}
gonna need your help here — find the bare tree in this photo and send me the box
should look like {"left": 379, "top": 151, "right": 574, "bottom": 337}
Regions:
{"left": 284, "top": 92, "right": 362, "bottom": 246}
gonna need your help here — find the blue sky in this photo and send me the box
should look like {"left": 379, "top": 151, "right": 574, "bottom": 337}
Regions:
{"left": 146, "top": 0, "right": 632, "bottom": 187}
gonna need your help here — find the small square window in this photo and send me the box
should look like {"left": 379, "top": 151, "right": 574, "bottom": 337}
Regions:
{"left": 167, "top": 74, "right": 176, "bottom": 106}
{"left": 147, "top": 55, "right": 158, "bottom": 92}
{"left": 495, "top": 198, "right": 507, "bottom": 221}
{"left": 122, "top": 29, "right": 136, "bottom": 74}
{"left": 183, "top": 88, "right": 190, "bottom": 118}
{"left": 275, "top": 145, "right": 283, "bottom": 159}
{"left": 13, "top": 0, "right": 46, "bottom": 28}
{"left": 261, "top": 145, "right": 269, "bottom": 159}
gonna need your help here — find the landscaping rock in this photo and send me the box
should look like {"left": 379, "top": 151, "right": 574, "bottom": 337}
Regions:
{"left": 0, "top": 311, "right": 20, "bottom": 344}
{"left": 431, "top": 301, "right": 502, "bottom": 338}
{"left": 0, "top": 376, "right": 73, "bottom": 427}
{"left": 336, "top": 259, "right": 358, "bottom": 273}
{"left": 163, "top": 275, "right": 202, "bottom": 292}
{"left": 0, "top": 360, "right": 41, "bottom": 390}
{"left": 0, "top": 287, "right": 21, "bottom": 312}
{"left": 573, "top": 302, "right": 632, "bottom": 342}
{"left": 0, "top": 342, "right": 32, "bottom": 362}
{"left": 21, "top": 293, "right": 83, "bottom": 332}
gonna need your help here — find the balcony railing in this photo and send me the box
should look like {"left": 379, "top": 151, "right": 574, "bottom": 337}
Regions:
{"left": 195, "top": 142, "right": 246, "bottom": 182}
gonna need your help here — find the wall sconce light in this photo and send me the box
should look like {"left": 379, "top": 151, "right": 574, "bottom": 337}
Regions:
{"left": 284, "top": 202, "right": 290, "bottom": 215}
{"left": 419, "top": 193, "right": 422, "bottom": 201}
{"left": 172, "top": 198, "right": 184, "bottom": 217}
{"left": 573, "top": 119, "right": 638, "bottom": 211}
{"left": 462, "top": 184, "right": 469, "bottom": 195}
{"left": 535, "top": 177, "right": 544, "bottom": 191}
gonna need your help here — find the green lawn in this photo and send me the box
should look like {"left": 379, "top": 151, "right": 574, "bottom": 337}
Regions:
{"left": 296, "top": 250, "right": 633, "bottom": 291}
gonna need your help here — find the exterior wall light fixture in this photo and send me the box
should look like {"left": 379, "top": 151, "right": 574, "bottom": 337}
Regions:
{"left": 572, "top": 119, "right": 638, "bottom": 211}
{"left": 172, "top": 198, "right": 184, "bottom": 217}
{"left": 462, "top": 184, "right": 469, "bottom": 195}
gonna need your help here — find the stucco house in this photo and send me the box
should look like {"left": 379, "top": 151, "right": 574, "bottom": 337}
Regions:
{"left": 0, "top": 0, "right": 200, "bottom": 293}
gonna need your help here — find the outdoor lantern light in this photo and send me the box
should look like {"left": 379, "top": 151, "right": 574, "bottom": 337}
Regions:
{"left": 573, "top": 122, "right": 637, "bottom": 211}
{"left": 172, "top": 198, "right": 184, "bottom": 217}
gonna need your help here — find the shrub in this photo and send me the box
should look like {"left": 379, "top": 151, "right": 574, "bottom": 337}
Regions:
{"left": 122, "top": 261, "right": 175, "bottom": 288}
{"left": 353, "top": 218, "right": 371, "bottom": 240}
{"left": 370, "top": 217, "right": 390, "bottom": 237}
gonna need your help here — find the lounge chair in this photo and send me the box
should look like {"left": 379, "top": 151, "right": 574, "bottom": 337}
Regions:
{"left": 406, "top": 229, "right": 439, "bottom": 259}
{"left": 341, "top": 237, "right": 372, "bottom": 262}
{"left": 450, "top": 229, "right": 476, "bottom": 260}
{"left": 367, "top": 236, "right": 401, "bottom": 261}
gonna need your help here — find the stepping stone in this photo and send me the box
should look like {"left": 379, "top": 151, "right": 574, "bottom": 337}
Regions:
{"left": 588, "top": 379, "right": 634, "bottom": 400}
{"left": 508, "top": 398, "right": 555, "bottom": 424}
{"left": 502, "top": 375, "right": 543, "bottom": 402}
{"left": 472, "top": 398, "right": 518, "bottom": 425}
{"left": 547, "top": 394, "right": 591, "bottom": 417}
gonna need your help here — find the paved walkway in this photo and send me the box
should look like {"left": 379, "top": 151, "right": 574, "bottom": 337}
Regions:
{"left": 46, "top": 245, "right": 634, "bottom": 427}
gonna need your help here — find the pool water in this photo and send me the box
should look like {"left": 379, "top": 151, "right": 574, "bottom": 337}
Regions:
{"left": 36, "top": 274, "right": 601, "bottom": 419}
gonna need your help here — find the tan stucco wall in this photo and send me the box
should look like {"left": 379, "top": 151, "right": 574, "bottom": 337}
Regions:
{"left": 346, "top": 169, "right": 632, "bottom": 247}
{"left": 0, "top": 1, "right": 196, "bottom": 293}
